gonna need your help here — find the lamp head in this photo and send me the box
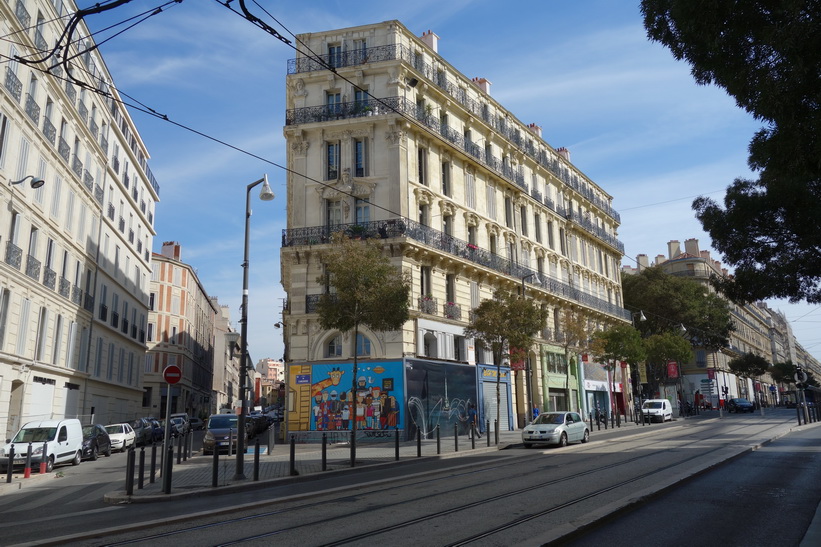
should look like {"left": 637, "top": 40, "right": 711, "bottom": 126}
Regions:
{"left": 638, "top": 311, "right": 647, "bottom": 322}
{"left": 258, "top": 174, "right": 275, "bottom": 201}
{"left": 10, "top": 175, "right": 45, "bottom": 189}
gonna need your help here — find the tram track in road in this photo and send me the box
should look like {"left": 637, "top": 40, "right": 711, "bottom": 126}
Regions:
{"left": 89, "top": 418, "right": 790, "bottom": 547}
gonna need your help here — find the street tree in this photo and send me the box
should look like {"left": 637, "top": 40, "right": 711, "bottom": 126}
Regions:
{"left": 770, "top": 361, "right": 797, "bottom": 387}
{"left": 728, "top": 353, "right": 770, "bottom": 380}
{"left": 622, "top": 267, "right": 733, "bottom": 349}
{"left": 591, "top": 324, "right": 647, "bottom": 417}
{"left": 641, "top": 0, "right": 821, "bottom": 303}
{"left": 315, "top": 234, "right": 410, "bottom": 465}
{"left": 643, "top": 331, "right": 693, "bottom": 398}
{"left": 558, "top": 309, "right": 593, "bottom": 410}
{"left": 464, "top": 290, "right": 547, "bottom": 433}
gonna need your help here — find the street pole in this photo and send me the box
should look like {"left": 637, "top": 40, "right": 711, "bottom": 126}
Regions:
{"left": 521, "top": 273, "right": 538, "bottom": 423}
{"left": 234, "top": 175, "right": 275, "bottom": 481}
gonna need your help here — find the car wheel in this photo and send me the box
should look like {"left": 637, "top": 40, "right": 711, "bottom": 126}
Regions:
{"left": 558, "top": 433, "right": 568, "bottom": 447}
{"left": 582, "top": 430, "right": 590, "bottom": 443}
{"left": 105, "top": 444, "right": 112, "bottom": 457}
{"left": 90, "top": 446, "right": 98, "bottom": 461}
{"left": 46, "top": 456, "right": 55, "bottom": 472}
{"left": 71, "top": 451, "right": 81, "bottom": 466}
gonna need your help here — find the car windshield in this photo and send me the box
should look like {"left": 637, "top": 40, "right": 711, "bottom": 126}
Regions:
{"left": 12, "top": 427, "right": 56, "bottom": 443}
{"left": 82, "top": 426, "right": 94, "bottom": 436}
{"left": 643, "top": 402, "right": 663, "bottom": 409}
{"left": 105, "top": 425, "right": 122, "bottom": 434}
{"left": 208, "top": 416, "right": 238, "bottom": 429}
{"left": 734, "top": 398, "right": 751, "bottom": 404}
{"left": 534, "top": 413, "right": 565, "bottom": 425}
{"left": 130, "top": 420, "right": 143, "bottom": 429}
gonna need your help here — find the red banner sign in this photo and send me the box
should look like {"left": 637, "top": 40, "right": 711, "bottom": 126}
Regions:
{"left": 667, "top": 361, "right": 679, "bottom": 378}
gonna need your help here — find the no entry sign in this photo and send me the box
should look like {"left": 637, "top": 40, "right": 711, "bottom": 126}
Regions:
{"left": 163, "top": 364, "right": 182, "bottom": 385}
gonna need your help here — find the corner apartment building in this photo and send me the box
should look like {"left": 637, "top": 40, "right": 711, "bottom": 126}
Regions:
{"left": 0, "top": 0, "right": 158, "bottom": 438}
{"left": 145, "top": 242, "right": 216, "bottom": 420}
{"left": 281, "top": 21, "right": 629, "bottom": 438}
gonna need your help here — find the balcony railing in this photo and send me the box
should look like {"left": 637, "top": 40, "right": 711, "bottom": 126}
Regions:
{"left": 42, "top": 267, "right": 56, "bottom": 290}
{"left": 58, "top": 137, "right": 70, "bottom": 163}
{"left": 90, "top": 119, "right": 98, "bottom": 139}
{"left": 71, "top": 155, "right": 83, "bottom": 178}
{"left": 4, "top": 241, "right": 22, "bottom": 269}
{"left": 42, "top": 116, "right": 56, "bottom": 145}
{"left": 99, "top": 303, "right": 108, "bottom": 321}
{"left": 25, "top": 254, "right": 41, "bottom": 280}
{"left": 4, "top": 67, "right": 22, "bottom": 102}
{"left": 71, "top": 285, "right": 82, "bottom": 305}
{"left": 283, "top": 218, "right": 631, "bottom": 321}
{"left": 84, "top": 293, "right": 93, "bottom": 312}
{"left": 25, "top": 93, "right": 40, "bottom": 125}
{"left": 58, "top": 277, "right": 71, "bottom": 298}
{"left": 94, "top": 185, "right": 104, "bottom": 204}
{"left": 111, "top": 311, "right": 119, "bottom": 328}
{"left": 64, "top": 80, "right": 76, "bottom": 104}
{"left": 100, "top": 134, "right": 108, "bottom": 154}
{"left": 418, "top": 295, "right": 437, "bottom": 315}
{"left": 287, "top": 43, "right": 620, "bottom": 224}
{"left": 34, "top": 29, "right": 47, "bottom": 53}
{"left": 83, "top": 170, "right": 94, "bottom": 192}
{"left": 15, "top": 0, "right": 31, "bottom": 28}
{"left": 107, "top": 203, "right": 115, "bottom": 220}
{"left": 444, "top": 301, "right": 461, "bottom": 320}
{"left": 78, "top": 102, "right": 88, "bottom": 124}
{"left": 118, "top": 217, "right": 125, "bottom": 233}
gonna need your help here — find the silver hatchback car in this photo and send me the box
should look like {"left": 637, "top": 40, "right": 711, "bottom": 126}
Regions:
{"left": 522, "top": 411, "right": 590, "bottom": 448}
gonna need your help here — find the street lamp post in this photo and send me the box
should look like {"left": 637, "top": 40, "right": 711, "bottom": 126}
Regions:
{"left": 521, "top": 273, "right": 540, "bottom": 423}
{"left": 235, "top": 174, "right": 275, "bottom": 481}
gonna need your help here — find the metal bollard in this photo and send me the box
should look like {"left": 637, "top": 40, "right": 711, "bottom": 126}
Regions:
{"left": 138, "top": 447, "right": 145, "bottom": 489}
{"left": 417, "top": 428, "right": 422, "bottom": 457}
{"left": 5, "top": 446, "right": 14, "bottom": 483}
{"left": 454, "top": 423, "right": 459, "bottom": 452}
{"left": 212, "top": 445, "right": 219, "bottom": 488}
{"left": 321, "top": 433, "right": 327, "bottom": 472}
{"left": 39, "top": 441, "right": 48, "bottom": 474}
{"left": 24, "top": 443, "right": 32, "bottom": 479}
{"left": 470, "top": 424, "right": 475, "bottom": 450}
{"left": 125, "top": 447, "right": 135, "bottom": 496}
{"left": 253, "top": 438, "right": 260, "bottom": 482}
{"left": 436, "top": 425, "right": 441, "bottom": 455}
{"left": 486, "top": 420, "right": 491, "bottom": 447}
{"left": 289, "top": 435, "right": 297, "bottom": 476}
{"left": 797, "top": 405, "right": 803, "bottom": 426}
{"left": 182, "top": 432, "right": 188, "bottom": 462}
{"left": 494, "top": 419, "right": 498, "bottom": 445}
{"left": 162, "top": 445, "right": 173, "bottom": 494}
{"left": 150, "top": 443, "right": 157, "bottom": 483}
{"left": 395, "top": 426, "right": 400, "bottom": 461}
{"left": 176, "top": 433, "right": 182, "bottom": 464}
{"left": 589, "top": 412, "right": 594, "bottom": 432}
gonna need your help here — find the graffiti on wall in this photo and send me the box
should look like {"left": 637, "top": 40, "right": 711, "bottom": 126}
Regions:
{"left": 405, "top": 360, "right": 478, "bottom": 439}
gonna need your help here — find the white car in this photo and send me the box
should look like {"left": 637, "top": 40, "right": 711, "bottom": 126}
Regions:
{"left": 105, "top": 423, "right": 136, "bottom": 452}
{"left": 642, "top": 399, "right": 673, "bottom": 423}
{"left": 522, "top": 412, "right": 590, "bottom": 448}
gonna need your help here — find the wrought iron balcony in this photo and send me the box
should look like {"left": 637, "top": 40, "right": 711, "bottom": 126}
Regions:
{"left": 71, "top": 285, "right": 82, "bottom": 305}
{"left": 131, "top": 324, "right": 137, "bottom": 338}
{"left": 418, "top": 295, "right": 437, "bottom": 315}
{"left": 4, "top": 241, "right": 22, "bottom": 269}
{"left": 94, "top": 185, "right": 104, "bottom": 204}
{"left": 100, "top": 134, "right": 108, "bottom": 154}
{"left": 118, "top": 217, "right": 125, "bottom": 233}
{"left": 64, "top": 80, "right": 76, "bottom": 104}
{"left": 90, "top": 119, "right": 98, "bottom": 139}
{"left": 121, "top": 318, "right": 129, "bottom": 334}
{"left": 84, "top": 293, "right": 93, "bottom": 312}
{"left": 58, "top": 277, "right": 71, "bottom": 298}
{"left": 71, "top": 155, "right": 83, "bottom": 178}
{"left": 111, "top": 311, "right": 119, "bottom": 328}
{"left": 4, "top": 67, "right": 22, "bottom": 102}
{"left": 283, "top": 218, "right": 631, "bottom": 320}
{"left": 34, "top": 29, "right": 47, "bottom": 53}
{"left": 25, "top": 254, "right": 41, "bottom": 280}
{"left": 99, "top": 303, "right": 108, "bottom": 321}
{"left": 58, "top": 137, "right": 70, "bottom": 163}
{"left": 83, "top": 170, "right": 94, "bottom": 192}
{"left": 43, "top": 267, "right": 56, "bottom": 290}
{"left": 288, "top": 44, "right": 405, "bottom": 74}
{"left": 25, "top": 93, "right": 40, "bottom": 125}
{"left": 107, "top": 203, "right": 115, "bottom": 220}
{"left": 42, "top": 116, "right": 56, "bottom": 145}
{"left": 15, "top": 0, "right": 30, "bottom": 28}
{"left": 112, "top": 155, "right": 120, "bottom": 173}
{"left": 78, "top": 102, "right": 88, "bottom": 124}
{"left": 444, "top": 301, "right": 461, "bottom": 320}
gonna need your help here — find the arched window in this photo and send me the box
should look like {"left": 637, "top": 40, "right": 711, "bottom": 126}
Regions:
{"left": 356, "top": 334, "right": 371, "bottom": 356}
{"left": 327, "top": 335, "right": 342, "bottom": 357}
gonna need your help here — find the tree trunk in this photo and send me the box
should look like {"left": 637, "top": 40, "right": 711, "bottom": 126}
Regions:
{"left": 350, "top": 324, "right": 359, "bottom": 467}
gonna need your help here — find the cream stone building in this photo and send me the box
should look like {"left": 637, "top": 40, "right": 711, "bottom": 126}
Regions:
{"left": 0, "top": 0, "right": 158, "bottom": 438}
{"left": 280, "top": 21, "right": 629, "bottom": 437}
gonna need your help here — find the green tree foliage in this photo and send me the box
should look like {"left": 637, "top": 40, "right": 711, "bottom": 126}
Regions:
{"left": 464, "top": 291, "right": 547, "bottom": 429}
{"left": 644, "top": 331, "right": 694, "bottom": 384}
{"left": 770, "top": 361, "right": 797, "bottom": 386}
{"left": 591, "top": 324, "right": 647, "bottom": 367}
{"left": 728, "top": 352, "right": 770, "bottom": 379}
{"left": 559, "top": 309, "right": 593, "bottom": 406}
{"left": 316, "top": 234, "right": 410, "bottom": 463}
{"left": 641, "top": 0, "right": 821, "bottom": 303}
{"left": 622, "top": 267, "right": 733, "bottom": 349}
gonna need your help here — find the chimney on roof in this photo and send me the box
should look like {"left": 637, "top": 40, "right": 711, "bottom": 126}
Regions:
{"left": 668, "top": 240, "right": 681, "bottom": 259}
{"left": 420, "top": 30, "right": 439, "bottom": 53}
{"left": 527, "top": 123, "right": 543, "bottom": 138}
{"left": 684, "top": 238, "right": 700, "bottom": 257}
{"left": 471, "top": 77, "right": 491, "bottom": 95}
{"left": 637, "top": 254, "right": 649, "bottom": 271}
{"left": 700, "top": 250, "right": 711, "bottom": 261}
{"left": 161, "top": 241, "right": 181, "bottom": 261}
{"left": 557, "top": 147, "right": 571, "bottom": 161}
{"left": 655, "top": 254, "right": 666, "bottom": 266}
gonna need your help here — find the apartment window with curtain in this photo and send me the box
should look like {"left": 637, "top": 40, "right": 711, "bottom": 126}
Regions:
{"left": 520, "top": 205, "right": 528, "bottom": 236}
{"left": 441, "top": 161, "right": 451, "bottom": 197}
{"left": 326, "top": 90, "right": 341, "bottom": 114}
{"left": 467, "top": 225, "right": 477, "bottom": 246}
{"left": 486, "top": 183, "right": 497, "bottom": 220}
{"left": 354, "top": 138, "right": 367, "bottom": 177}
{"left": 420, "top": 266, "right": 432, "bottom": 296}
{"left": 34, "top": 307, "right": 47, "bottom": 361}
{"left": 0, "top": 110, "right": 9, "bottom": 167}
{"left": 418, "top": 203, "right": 429, "bottom": 226}
{"left": 465, "top": 171, "right": 475, "bottom": 209}
{"left": 16, "top": 298, "right": 31, "bottom": 356}
{"left": 446, "top": 274, "right": 456, "bottom": 303}
{"left": 328, "top": 44, "right": 342, "bottom": 68}
{"left": 326, "top": 199, "right": 343, "bottom": 227}
{"left": 504, "top": 197, "right": 514, "bottom": 229}
{"left": 326, "top": 142, "right": 340, "bottom": 180}
{"left": 0, "top": 288, "right": 10, "bottom": 350}
{"left": 417, "top": 146, "right": 428, "bottom": 185}
{"left": 443, "top": 214, "right": 453, "bottom": 237}
{"left": 327, "top": 335, "right": 342, "bottom": 357}
{"left": 52, "top": 314, "right": 63, "bottom": 365}
{"left": 534, "top": 214, "right": 542, "bottom": 243}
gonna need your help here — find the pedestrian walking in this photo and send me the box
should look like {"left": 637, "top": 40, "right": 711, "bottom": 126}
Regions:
{"left": 467, "top": 404, "right": 481, "bottom": 438}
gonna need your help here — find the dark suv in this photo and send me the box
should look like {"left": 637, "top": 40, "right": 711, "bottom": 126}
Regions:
{"left": 130, "top": 418, "right": 154, "bottom": 446}
{"left": 727, "top": 398, "right": 755, "bottom": 413}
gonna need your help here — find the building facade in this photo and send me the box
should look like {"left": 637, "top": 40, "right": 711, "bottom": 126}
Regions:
{"left": 145, "top": 242, "right": 216, "bottom": 420}
{"left": 280, "top": 21, "right": 629, "bottom": 438}
{"left": 0, "top": 0, "right": 158, "bottom": 438}
{"left": 211, "top": 297, "right": 241, "bottom": 414}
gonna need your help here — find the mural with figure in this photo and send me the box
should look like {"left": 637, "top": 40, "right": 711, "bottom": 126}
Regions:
{"left": 405, "top": 359, "right": 478, "bottom": 441}
{"left": 296, "top": 361, "right": 404, "bottom": 433}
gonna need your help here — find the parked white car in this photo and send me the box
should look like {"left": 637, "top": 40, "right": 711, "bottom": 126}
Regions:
{"left": 105, "top": 423, "right": 136, "bottom": 452}
{"left": 642, "top": 399, "right": 673, "bottom": 423}
{"left": 522, "top": 412, "right": 590, "bottom": 448}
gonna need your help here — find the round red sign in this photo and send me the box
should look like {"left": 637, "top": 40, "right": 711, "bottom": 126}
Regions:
{"left": 163, "top": 364, "right": 182, "bottom": 385}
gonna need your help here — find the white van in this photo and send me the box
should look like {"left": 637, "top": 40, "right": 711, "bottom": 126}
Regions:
{"left": 642, "top": 399, "right": 673, "bottom": 423}
{"left": 0, "top": 419, "right": 83, "bottom": 472}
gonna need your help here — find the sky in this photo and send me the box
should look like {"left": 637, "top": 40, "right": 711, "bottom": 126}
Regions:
{"left": 81, "top": 0, "right": 821, "bottom": 363}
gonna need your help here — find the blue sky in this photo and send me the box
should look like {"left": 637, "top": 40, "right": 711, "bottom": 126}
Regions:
{"left": 83, "top": 0, "right": 821, "bottom": 363}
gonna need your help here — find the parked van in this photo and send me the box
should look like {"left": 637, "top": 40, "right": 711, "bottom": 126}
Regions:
{"left": 642, "top": 399, "right": 673, "bottom": 423}
{"left": 0, "top": 419, "right": 83, "bottom": 472}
